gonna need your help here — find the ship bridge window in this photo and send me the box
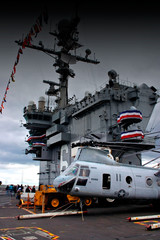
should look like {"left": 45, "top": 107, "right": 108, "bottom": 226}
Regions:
{"left": 79, "top": 166, "right": 90, "bottom": 177}
{"left": 36, "top": 149, "right": 42, "bottom": 158}
{"left": 27, "top": 114, "right": 32, "bottom": 119}
{"left": 38, "top": 115, "right": 43, "bottom": 120}
{"left": 65, "top": 164, "right": 79, "bottom": 176}
{"left": 78, "top": 148, "right": 113, "bottom": 165}
{"left": 44, "top": 115, "right": 51, "bottom": 121}
{"left": 33, "top": 114, "right": 37, "bottom": 119}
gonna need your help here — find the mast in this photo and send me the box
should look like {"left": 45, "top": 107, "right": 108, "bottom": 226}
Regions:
{"left": 15, "top": 15, "right": 100, "bottom": 109}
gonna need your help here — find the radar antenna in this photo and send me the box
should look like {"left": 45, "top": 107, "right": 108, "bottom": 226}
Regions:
{"left": 15, "top": 15, "right": 100, "bottom": 109}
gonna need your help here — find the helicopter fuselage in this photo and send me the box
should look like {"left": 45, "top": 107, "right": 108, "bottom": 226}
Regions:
{"left": 53, "top": 147, "right": 160, "bottom": 201}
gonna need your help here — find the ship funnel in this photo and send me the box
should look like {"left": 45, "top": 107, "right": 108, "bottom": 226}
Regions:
{"left": 38, "top": 96, "right": 45, "bottom": 111}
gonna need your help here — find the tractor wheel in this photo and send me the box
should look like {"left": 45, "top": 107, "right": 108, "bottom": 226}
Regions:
{"left": 48, "top": 197, "right": 61, "bottom": 209}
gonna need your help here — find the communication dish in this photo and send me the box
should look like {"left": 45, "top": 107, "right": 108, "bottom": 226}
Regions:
{"left": 108, "top": 69, "right": 118, "bottom": 80}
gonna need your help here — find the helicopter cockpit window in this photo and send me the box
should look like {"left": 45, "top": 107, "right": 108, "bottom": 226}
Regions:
{"left": 79, "top": 166, "right": 90, "bottom": 177}
{"left": 77, "top": 148, "right": 114, "bottom": 165}
{"left": 76, "top": 178, "right": 88, "bottom": 186}
{"left": 65, "top": 164, "right": 79, "bottom": 176}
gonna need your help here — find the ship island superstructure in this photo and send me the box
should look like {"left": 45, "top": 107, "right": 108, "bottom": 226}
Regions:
{"left": 19, "top": 15, "right": 159, "bottom": 185}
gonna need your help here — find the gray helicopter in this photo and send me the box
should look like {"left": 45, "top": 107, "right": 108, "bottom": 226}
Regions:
{"left": 53, "top": 145, "right": 160, "bottom": 206}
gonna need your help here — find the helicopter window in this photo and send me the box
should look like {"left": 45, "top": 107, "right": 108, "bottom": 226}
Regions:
{"left": 157, "top": 179, "right": 160, "bottom": 187}
{"left": 78, "top": 148, "right": 114, "bottom": 164}
{"left": 126, "top": 176, "right": 132, "bottom": 184}
{"left": 102, "top": 174, "right": 111, "bottom": 189}
{"left": 79, "top": 166, "right": 90, "bottom": 177}
{"left": 74, "top": 148, "right": 81, "bottom": 161}
{"left": 65, "top": 164, "right": 79, "bottom": 176}
{"left": 76, "top": 178, "right": 88, "bottom": 186}
{"left": 146, "top": 177, "right": 153, "bottom": 187}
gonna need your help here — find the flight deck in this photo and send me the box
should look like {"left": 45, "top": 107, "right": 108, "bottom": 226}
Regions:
{"left": 0, "top": 194, "right": 160, "bottom": 240}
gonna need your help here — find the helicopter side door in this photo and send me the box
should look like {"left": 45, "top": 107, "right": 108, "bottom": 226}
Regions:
{"left": 131, "top": 167, "right": 159, "bottom": 199}
{"left": 101, "top": 166, "right": 136, "bottom": 199}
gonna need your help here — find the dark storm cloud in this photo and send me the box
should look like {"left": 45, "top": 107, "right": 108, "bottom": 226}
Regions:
{"left": 1, "top": 0, "right": 160, "bottom": 109}
{"left": 1, "top": 0, "right": 158, "bottom": 100}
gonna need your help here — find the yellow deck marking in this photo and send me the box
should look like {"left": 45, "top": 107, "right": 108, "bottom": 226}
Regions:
{"left": 0, "top": 227, "right": 59, "bottom": 239}
{"left": 134, "top": 220, "right": 160, "bottom": 227}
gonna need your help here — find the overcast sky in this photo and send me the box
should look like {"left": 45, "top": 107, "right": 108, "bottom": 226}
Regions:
{"left": 0, "top": 1, "right": 160, "bottom": 186}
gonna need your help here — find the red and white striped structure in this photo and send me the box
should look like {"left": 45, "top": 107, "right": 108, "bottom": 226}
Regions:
{"left": 121, "top": 129, "right": 144, "bottom": 141}
{"left": 26, "top": 134, "right": 46, "bottom": 147}
{"left": 117, "top": 110, "right": 142, "bottom": 125}
{"left": 26, "top": 134, "right": 46, "bottom": 142}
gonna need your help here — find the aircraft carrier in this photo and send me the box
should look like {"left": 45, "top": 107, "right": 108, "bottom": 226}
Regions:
{"left": 1, "top": 4, "right": 159, "bottom": 240}
{"left": 16, "top": 12, "right": 159, "bottom": 186}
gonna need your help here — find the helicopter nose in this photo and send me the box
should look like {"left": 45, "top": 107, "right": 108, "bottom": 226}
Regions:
{"left": 53, "top": 176, "right": 65, "bottom": 190}
{"left": 54, "top": 176, "right": 76, "bottom": 193}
